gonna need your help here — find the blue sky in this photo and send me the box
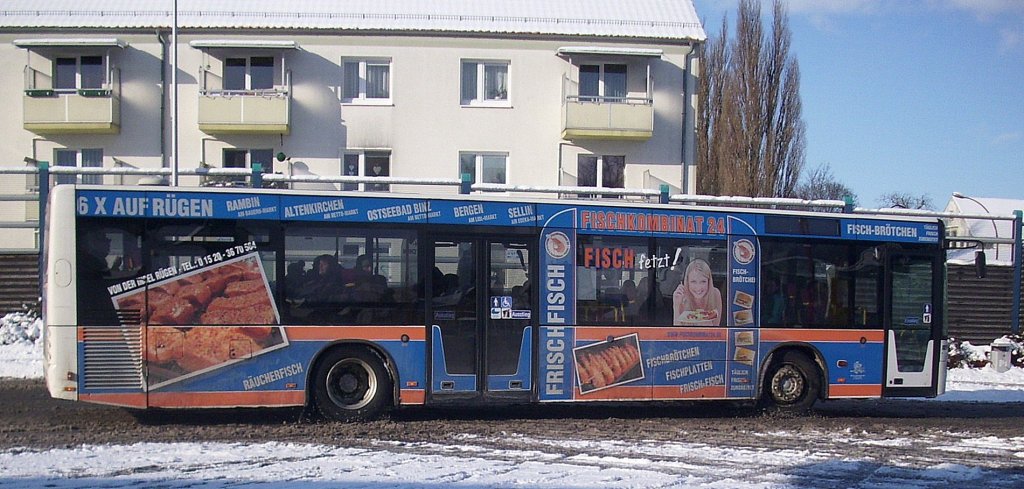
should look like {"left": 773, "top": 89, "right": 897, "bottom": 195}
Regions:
{"left": 692, "top": 0, "right": 1024, "bottom": 209}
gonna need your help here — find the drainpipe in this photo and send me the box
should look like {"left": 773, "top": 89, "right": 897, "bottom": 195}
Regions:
{"left": 157, "top": 31, "right": 166, "bottom": 177}
{"left": 558, "top": 142, "right": 567, "bottom": 185}
{"left": 681, "top": 43, "right": 699, "bottom": 195}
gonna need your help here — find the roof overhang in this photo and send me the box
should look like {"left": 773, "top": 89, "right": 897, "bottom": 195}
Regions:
{"left": 557, "top": 46, "right": 663, "bottom": 58}
{"left": 190, "top": 40, "right": 298, "bottom": 50}
{"left": 13, "top": 38, "right": 127, "bottom": 49}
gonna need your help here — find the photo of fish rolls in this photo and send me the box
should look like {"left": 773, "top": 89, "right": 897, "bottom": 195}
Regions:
{"left": 574, "top": 334, "right": 644, "bottom": 394}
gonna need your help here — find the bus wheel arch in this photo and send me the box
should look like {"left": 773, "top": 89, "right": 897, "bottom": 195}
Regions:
{"left": 758, "top": 346, "right": 824, "bottom": 415}
{"left": 309, "top": 343, "right": 395, "bottom": 422}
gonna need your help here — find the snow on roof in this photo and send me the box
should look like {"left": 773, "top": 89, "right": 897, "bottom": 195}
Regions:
{"left": 0, "top": 0, "right": 706, "bottom": 42}
{"left": 943, "top": 195, "right": 1022, "bottom": 238}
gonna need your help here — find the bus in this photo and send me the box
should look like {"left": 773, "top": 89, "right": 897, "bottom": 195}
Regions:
{"left": 43, "top": 184, "right": 948, "bottom": 420}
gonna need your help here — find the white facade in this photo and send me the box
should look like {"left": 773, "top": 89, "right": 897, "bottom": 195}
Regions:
{"left": 0, "top": 1, "right": 705, "bottom": 250}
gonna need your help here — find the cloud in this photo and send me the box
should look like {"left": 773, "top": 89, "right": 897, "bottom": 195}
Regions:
{"left": 1000, "top": 26, "right": 1024, "bottom": 51}
{"left": 941, "top": 0, "right": 1024, "bottom": 52}
{"left": 993, "top": 132, "right": 1022, "bottom": 145}
{"left": 784, "top": 0, "right": 884, "bottom": 15}
{"left": 781, "top": 0, "right": 885, "bottom": 32}
{"left": 943, "top": 0, "right": 1024, "bottom": 20}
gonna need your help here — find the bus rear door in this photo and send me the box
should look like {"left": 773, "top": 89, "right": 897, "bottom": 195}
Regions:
{"left": 883, "top": 248, "right": 943, "bottom": 397}
{"left": 428, "top": 237, "right": 534, "bottom": 403}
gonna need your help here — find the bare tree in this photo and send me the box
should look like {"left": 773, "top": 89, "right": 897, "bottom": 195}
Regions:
{"left": 697, "top": 0, "right": 805, "bottom": 198}
{"left": 878, "top": 192, "right": 933, "bottom": 210}
{"left": 794, "top": 163, "right": 857, "bottom": 203}
{"left": 696, "top": 16, "right": 732, "bottom": 195}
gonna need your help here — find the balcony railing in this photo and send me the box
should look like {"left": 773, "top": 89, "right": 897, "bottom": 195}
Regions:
{"left": 562, "top": 95, "right": 654, "bottom": 140}
{"left": 561, "top": 76, "right": 653, "bottom": 141}
{"left": 197, "top": 72, "right": 291, "bottom": 134}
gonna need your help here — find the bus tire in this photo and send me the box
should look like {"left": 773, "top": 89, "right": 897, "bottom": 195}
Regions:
{"left": 760, "top": 351, "right": 820, "bottom": 415}
{"left": 313, "top": 347, "right": 392, "bottom": 422}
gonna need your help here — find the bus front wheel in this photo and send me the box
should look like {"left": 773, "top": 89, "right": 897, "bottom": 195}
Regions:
{"left": 313, "top": 347, "right": 392, "bottom": 422}
{"left": 761, "top": 351, "right": 820, "bottom": 415}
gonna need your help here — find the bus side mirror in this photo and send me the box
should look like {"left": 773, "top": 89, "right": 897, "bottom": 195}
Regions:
{"left": 975, "top": 249, "right": 987, "bottom": 279}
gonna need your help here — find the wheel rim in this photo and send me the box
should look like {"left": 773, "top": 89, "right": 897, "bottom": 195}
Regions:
{"left": 325, "top": 358, "right": 377, "bottom": 410}
{"left": 770, "top": 364, "right": 806, "bottom": 404}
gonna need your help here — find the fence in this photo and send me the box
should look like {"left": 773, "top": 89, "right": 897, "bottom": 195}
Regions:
{"left": 947, "top": 264, "right": 1024, "bottom": 343}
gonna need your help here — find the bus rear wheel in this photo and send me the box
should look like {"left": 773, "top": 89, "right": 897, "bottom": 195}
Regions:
{"left": 761, "top": 351, "right": 820, "bottom": 415}
{"left": 313, "top": 347, "right": 392, "bottom": 422}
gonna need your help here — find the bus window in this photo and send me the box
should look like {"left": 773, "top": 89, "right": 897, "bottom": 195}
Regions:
{"left": 284, "top": 226, "right": 420, "bottom": 325}
{"left": 852, "top": 246, "right": 882, "bottom": 327}
{"left": 575, "top": 236, "right": 649, "bottom": 325}
{"left": 144, "top": 221, "right": 275, "bottom": 326}
{"left": 760, "top": 241, "right": 881, "bottom": 329}
{"left": 76, "top": 220, "right": 144, "bottom": 325}
{"left": 653, "top": 239, "right": 727, "bottom": 327}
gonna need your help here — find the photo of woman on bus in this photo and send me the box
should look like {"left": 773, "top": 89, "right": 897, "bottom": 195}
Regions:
{"left": 672, "top": 258, "right": 723, "bottom": 326}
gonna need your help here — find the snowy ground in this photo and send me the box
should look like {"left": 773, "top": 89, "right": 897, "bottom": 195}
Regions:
{"left": 3, "top": 314, "right": 1024, "bottom": 488}
{"left": 2, "top": 434, "right": 1022, "bottom": 489}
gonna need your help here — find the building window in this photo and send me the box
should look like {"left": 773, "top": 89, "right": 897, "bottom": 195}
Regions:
{"left": 459, "top": 152, "right": 507, "bottom": 185}
{"left": 342, "top": 151, "right": 391, "bottom": 191}
{"left": 461, "top": 60, "right": 509, "bottom": 105}
{"left": 578, "top": 155, "right": 625, "bottom": 196}
{"left": 579, "top": 64, "right": 627, "bottom": 102}
{"left": 342, "top": 58, "right": 391, "bottom": 103}
{"left": 224, "top": 56, "right": 275, "bottom": 91}
{"left": 55, "top": 56, "right": 104, "bottom": 91}
{"left": 54, "top": 148, "right": 103, "bottom": 185}
{"left": 223, "top": 148, "right": 274, "bottom": 171}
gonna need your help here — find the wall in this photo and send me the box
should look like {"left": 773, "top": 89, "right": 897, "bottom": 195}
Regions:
{"left": 0, "top": 30, "right": 695, "bottom": 250}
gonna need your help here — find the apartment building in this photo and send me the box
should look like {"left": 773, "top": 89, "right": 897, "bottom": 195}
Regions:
{"left": 0, "top": 0, "right": 706, "bottom": 250}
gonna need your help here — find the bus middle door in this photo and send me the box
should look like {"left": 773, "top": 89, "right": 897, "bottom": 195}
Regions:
{"left": 428, "top": 237, "right": 534, "bottom": 403}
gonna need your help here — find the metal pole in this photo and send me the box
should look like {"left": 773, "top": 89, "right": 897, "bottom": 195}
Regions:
{"left": 252, "top": 163, "right": 263, "bottom": 188}
{"left": 171, "top": 0, "right": 179, "bottom": 186}
{"left": 37, "top": 161, "right": 49, "bottom": 301}
{"left": 1012, "top": 210, "right": 1022, "bottom": 334}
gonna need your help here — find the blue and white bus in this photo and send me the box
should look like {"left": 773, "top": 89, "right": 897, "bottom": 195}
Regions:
{"left": 43, "top": 185, "right": 947, "bottom": 420}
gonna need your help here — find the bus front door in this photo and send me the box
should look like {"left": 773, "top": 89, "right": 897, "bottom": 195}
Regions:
{"left": 428, "top": 238, "right": 534, "bottom": 402}
{"left": 883, "top": 249, "right": 942, "bottom": 397}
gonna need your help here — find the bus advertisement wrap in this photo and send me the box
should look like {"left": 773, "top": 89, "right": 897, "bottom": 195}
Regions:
{"left": 103, "top": 244, "right": 289, "bottom": 390}
{"left": 539, "top": 220, "right": 577, "bottom": 401}
{"left": 841, "top": 219, "right": 940, "bottom": 244}
{"left": 48, "top": 186, "right": 946, "bottom": 418}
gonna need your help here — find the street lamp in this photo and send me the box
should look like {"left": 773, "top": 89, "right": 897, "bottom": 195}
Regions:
{"left": 953, "top": 191, "right": 999, "bottom": 260}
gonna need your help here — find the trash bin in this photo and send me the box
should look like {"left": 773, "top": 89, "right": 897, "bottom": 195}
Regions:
{"left": 990, "top": 338, "right": 1013, "bottom": 373}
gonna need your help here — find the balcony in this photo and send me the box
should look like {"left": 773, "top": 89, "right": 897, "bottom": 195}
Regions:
{"left": 24, "top": 90, "right": 120, "bottom": 134}
{"left": 198, "top": 89, "right": 291, "bottom": 134}
{"left": 22, "top": 68, "right": 120, "bottom": 134}
{"left": 197, "top": 65, "right": 291, "bottom": 134}
{"left": 561, "top": 96, "right": 654, "bottom": 141}
{"left": 15, "top": 38, "right": 125, "bottom": 134}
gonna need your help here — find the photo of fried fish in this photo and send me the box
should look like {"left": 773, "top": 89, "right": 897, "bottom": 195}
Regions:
{"left": 114, "top": 252, "right": 287, "bottom": 388}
